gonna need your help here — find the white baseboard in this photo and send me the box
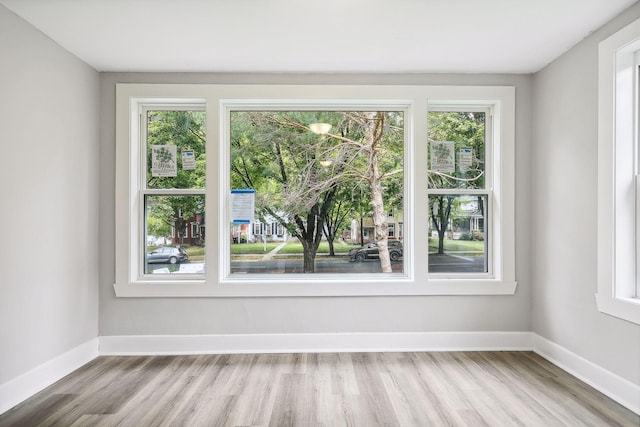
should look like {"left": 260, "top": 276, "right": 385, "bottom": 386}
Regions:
{"left": 0, "top": 338, "right": 99, "bottom": 415}
{"left": 99, "top": 331, "right": 533, "bottom": 355}
{"left": 532, "top": 333, "right": 640, "bottom": 415}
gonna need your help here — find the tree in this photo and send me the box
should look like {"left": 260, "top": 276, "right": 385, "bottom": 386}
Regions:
{"left": 147, "top": 202, "right": 173, "bottom": 240}
{"left": 322, "top": 195, "right": 350, "bottom": 257}
{"left": 427, "top": 111, "right": 485, "bottom": 254}
{"left": 361, "top": 112, "right": 392, "bottom": 272}
{"left": 231, "top": 112, "right": 344, "bottom": 272}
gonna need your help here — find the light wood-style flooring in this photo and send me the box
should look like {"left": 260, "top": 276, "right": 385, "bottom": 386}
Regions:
{"left": 1, "top": 351, "right": 638, "bottom": 426}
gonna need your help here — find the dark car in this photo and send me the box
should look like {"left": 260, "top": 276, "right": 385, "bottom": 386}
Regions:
{"left": 147, "top": 247, "right": 189, "bottom": 264}
{"left": 349, "top": 240, "right": 403, "bottom": 262}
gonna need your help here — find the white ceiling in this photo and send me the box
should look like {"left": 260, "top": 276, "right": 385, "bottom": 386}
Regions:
{"left": 1, "top": 0, "right": 637, "bottom": 74}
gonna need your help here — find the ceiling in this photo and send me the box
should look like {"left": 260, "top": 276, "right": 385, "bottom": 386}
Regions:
{"left": 1, "top": 0, "right": 637, "bottom": 74}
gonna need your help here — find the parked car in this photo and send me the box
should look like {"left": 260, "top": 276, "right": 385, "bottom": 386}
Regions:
{"left": 349, "top": 240, "right": 403, "bottom": 262}
{"left": 147, "top": 247, "right": 189, "bottom": 264}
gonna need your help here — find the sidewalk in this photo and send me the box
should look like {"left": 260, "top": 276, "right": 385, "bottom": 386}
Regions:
{"left": 261, "top": 241, "right": 288, "bottom": 260}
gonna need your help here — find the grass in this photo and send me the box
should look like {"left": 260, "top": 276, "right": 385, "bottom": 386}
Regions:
{"left": 184, "top": 245, "right": 205, "bottom": 261}
{"left": 277, "top": 241, "right": 355, "bottom": 255}
{"left": 151, "top": 238, "right": 482, "bottom": 260}
{"left": 230, "top": 242, "right": 281, "bottom": 254}
{"left": 428, "top": 237, "right": 484, "bottom": 252}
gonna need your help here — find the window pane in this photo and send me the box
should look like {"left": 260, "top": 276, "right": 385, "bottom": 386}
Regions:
{"left": 428, "top": 111, "right": 485, "bottom": 190}
{"left": 146, "top": 110, "right": 206, "bottom": 190}
{"left": 145, "top": 195, "right": 205, "bottom": 274}
{"left": 428, "top": 194, "right": 488, "bottom": 273}
{"left": 229, "top": 111, "right": 404, "bottom": 275}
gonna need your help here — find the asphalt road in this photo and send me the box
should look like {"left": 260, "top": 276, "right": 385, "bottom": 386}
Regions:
{"left": 231, "top": 258, "right": 404, "bottom": 274}
{"left": 146, "top": 253, "right": 485, "bottom": 275}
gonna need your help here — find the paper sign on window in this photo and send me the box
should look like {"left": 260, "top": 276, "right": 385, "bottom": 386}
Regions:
{"left": 231, "top": 189, "right": 256, "bottom": 224}
{"left": 182, "top": 150, "right": 196, "bottom": 170}
{"left": 459, "top": 148, "right": 473, "bottom": 172}
{"left": 151, "top": 145, "right": 177, "bottom": 177}
{"left": 431, "top": 141, "right": 455, "bottom": 173}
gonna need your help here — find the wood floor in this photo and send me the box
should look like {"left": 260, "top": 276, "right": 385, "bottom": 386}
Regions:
{"left": 1, "top": 352, "right": 637, "bottom": 427}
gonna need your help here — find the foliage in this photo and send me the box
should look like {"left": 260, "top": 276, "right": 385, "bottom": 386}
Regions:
{"left": 427, "top": 111, "right": 485, "bottom": 189}
{"left": 145, "top": 110, "right": 206, "bottom": 244}
{"left": 428, "top": 112, "right": 486, "bottom": 254}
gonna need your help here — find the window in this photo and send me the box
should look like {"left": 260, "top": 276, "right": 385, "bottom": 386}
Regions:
{"left": 427, "top": 109, "right": 490, "bottom": 276}
{"left": 227, "top": 108, "right": 405, "bottom": 276}
{"left": 142, "top": 107, "right": 206, "bottom": 276}
{"left": 191, "top": 222, "right": 200, "bottom": 238}
{"left": 115, "top": 84, "right": 515, "bottom": 297}
{"left": 597, "top": 18, "right": 640, "bottom": 325}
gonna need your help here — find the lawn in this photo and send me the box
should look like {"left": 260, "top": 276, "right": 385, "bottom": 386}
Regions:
{"left": 230, "top": 242, "right": 281, "bottom": 254}
{"left": 428, "top": 237, "right": 484, "bottom": 252}
{"left": 184, "top": 245, "right": 205, "bottom": 261}
{"left": 153, "top": 239, "right": 481, "bottom": 260}
{"left": 276, "top": 241, "right": 355, "bottom": 255}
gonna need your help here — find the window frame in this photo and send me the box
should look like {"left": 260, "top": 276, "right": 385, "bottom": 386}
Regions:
{"left": 140, "top": 104, "right": 206, "bottom": 279}
{"left": 427, "top": 106, "right": 493, "bottom": 280}
{"left": 597, "top": 18, "right": 640, "bottom": 325}
{"left": 114, "top": 84, "right": 516, "bottom": 297}
{"left": 220, "top": 99, "right": 412, "bottom": 284}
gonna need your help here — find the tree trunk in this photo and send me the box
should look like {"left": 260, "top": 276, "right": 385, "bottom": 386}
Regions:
{"left": 431, "top": 196, "right": 453, "bottom": 255}
{"left": 327, "top": 237, "right": 335, "bottom": 257}
{"left": 295, "top": 204, "right": 327, "bottom": 273}
{"left": 323, "top": 218, "right": 336, "bottom": 257}
{"left": 364, "top": 112, "right": 392, "bottom": 273}
{"left": 438, "top": 228, "right": 446, "bottom": 254}
{"left": 301, "top": 240, "right": 317, "bottom": 273}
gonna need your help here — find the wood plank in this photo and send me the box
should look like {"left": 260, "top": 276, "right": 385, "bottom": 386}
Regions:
{"left": 0, "top": 352, "right": 637, "bottom": 427}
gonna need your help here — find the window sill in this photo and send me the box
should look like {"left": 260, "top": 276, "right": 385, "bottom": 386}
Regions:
{"left": 595, "top": 293, "right": 640, "bottom": 325}
{"left": 113, "top": 280, "right": 517, "bottom": 297}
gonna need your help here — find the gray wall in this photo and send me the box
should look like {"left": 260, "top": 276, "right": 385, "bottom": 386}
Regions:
{"left": 0, "top": 6, "right": 99, "bottom": 384}
{"left": 532, "top": 5, "right": 640, "bottom": 384}
{"left": 99, "top": 73, "right": 532, "bottom": 336}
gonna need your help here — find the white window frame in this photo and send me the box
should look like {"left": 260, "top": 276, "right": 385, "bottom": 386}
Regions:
{"left": 597, "top": 18, "right": 640, "bottom": 325}
{"left": 427, "top": 106, "right": 493, "bottom": 280}
{"left": 114, "top": 84, "right": 515, "bottom": 297}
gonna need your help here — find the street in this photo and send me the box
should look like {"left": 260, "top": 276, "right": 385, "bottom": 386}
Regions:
{"left": 146, "top": 253, "right": 484, "bottom": 275}
{"left": 231, "top": 257, "right": 404, "bottom": 274}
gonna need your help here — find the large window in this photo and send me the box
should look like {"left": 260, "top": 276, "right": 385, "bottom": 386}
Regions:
{"left": 115, "top": 85, "right": 515, "bottom": 297}
{"left": 227, "top": 108, "right": 405, "bottom": 277}
{"left": 597, "top": 18, "right": 640, "bottom": 325}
